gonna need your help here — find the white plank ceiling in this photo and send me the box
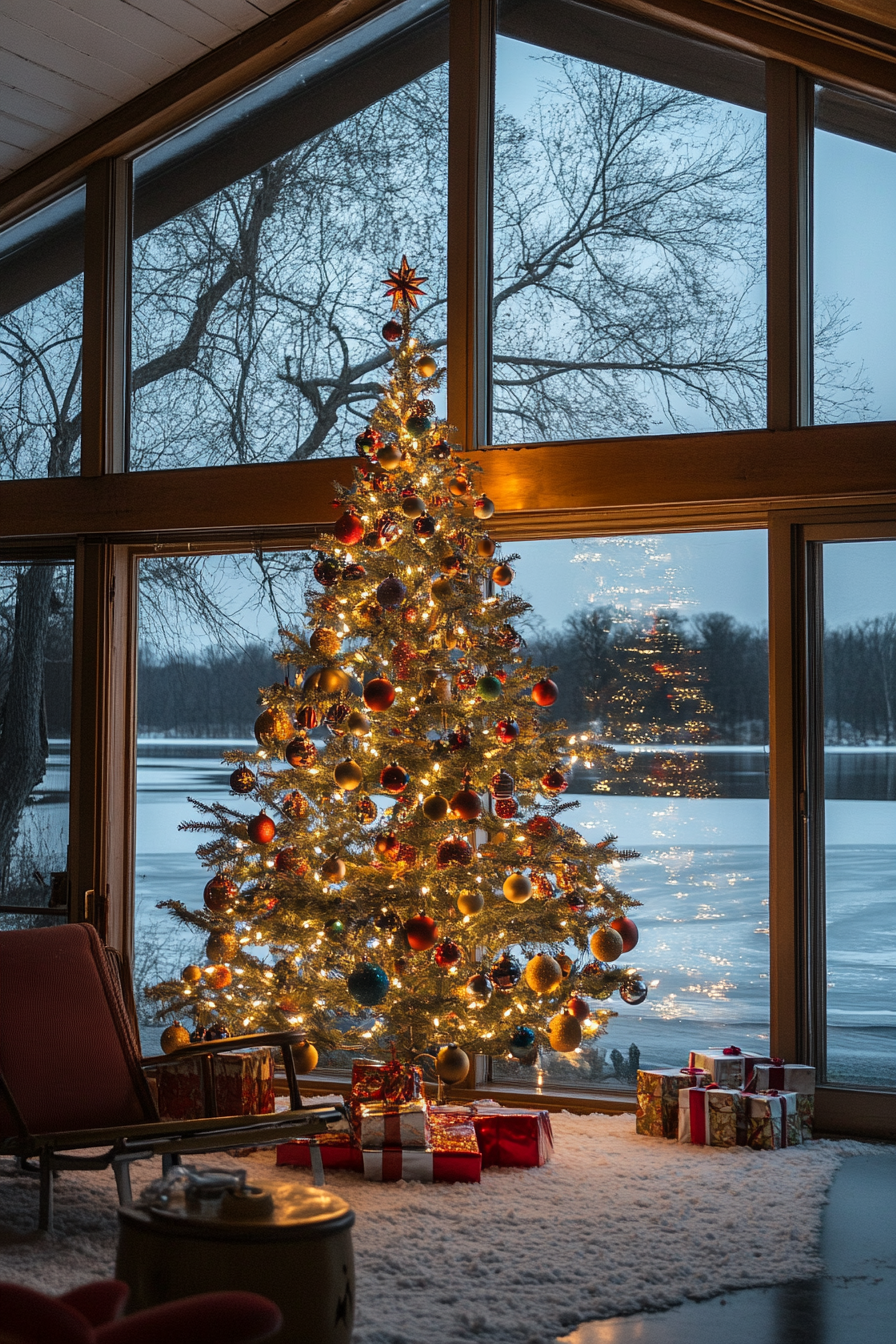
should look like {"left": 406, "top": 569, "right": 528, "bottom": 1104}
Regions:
{"left": 0, "top": 0, "right": 295, "bottom": 180}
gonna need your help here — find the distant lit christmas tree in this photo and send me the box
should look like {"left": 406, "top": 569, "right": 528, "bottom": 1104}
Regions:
{"left": 599, "top": 612, "right": 717, "bottom": 798}
{"left": 148, "top": 260, "right": 648, "bottom": 1072}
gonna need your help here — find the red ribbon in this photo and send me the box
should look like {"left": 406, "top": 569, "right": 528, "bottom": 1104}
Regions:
{"left": 687, "top": 1087, "right": 717, "bottom": 1145}
{"left": 722, "top": 1045, "right": 742, "bottom": 1056}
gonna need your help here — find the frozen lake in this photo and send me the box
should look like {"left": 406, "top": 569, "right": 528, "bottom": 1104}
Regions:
{"left": 129, "top": 740, "right": 895, "bottom": 1091}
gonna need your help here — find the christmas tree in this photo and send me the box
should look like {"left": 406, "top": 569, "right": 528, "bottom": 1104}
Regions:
{"left": 149, "top": 259, "right": 647, "bottom": 1077}
{"left": 596, "top": 612, "right": 717, "bottom": 799}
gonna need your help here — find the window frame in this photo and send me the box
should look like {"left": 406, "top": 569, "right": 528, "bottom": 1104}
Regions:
{"left": 0, "top": 0, "right": 894, "bottom": 1136}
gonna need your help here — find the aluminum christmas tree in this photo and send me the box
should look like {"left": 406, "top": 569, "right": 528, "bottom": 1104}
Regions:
{"left": 149, "top": 259, "right": 648, "bottom": 1074}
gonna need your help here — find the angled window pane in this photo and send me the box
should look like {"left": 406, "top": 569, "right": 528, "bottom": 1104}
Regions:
{"left": 814, "top": 86, "right": 896, "bottom": 424}
{"left": 821, "top": 539, "right": 896, "bottom": 1090}
{"left": 0, "top": 190, "right": 84, "bottom": 480}
{"left": 488, "top": 531, "right": 769, "bottom": 1094}
{"left": 0, "top": 560, "right": 73, "bottom": 928}
{"left": 492, "top": 0, "right": 766, "bottom": 445}
{"left": 130, "top": 0, "right": 447, "bottom": 471}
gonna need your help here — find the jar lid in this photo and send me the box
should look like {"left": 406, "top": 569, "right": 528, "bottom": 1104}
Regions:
{"left": 122, "top": 1181, "right": 354, "bottom": 1242}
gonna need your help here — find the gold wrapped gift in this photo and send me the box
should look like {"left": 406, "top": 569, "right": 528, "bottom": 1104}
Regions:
{"left": 636, "top": 1069, "right": 708, "bottom": 1139}
{"left": 746, "top": 1092, "right": 802, "bottom": 1150}
{"left": 427, "top": 1108, "right": 480, "bottom": 1154}
{"left": 678, "top": 1086, "right": 746, "bottom": 1147}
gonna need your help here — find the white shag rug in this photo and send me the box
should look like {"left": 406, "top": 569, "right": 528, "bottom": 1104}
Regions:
{"left": 0, "top": 1112, "right": 860, "bottom": 1344}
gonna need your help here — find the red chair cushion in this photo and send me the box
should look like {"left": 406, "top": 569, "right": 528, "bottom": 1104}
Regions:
{"left": 0, "top": 1283, "right": 93, "bottom": 1344}
{"left": 96, "top": 1293, "right": 282, "bottom": 1344}
{"left": 0, "top": 924, "right": 156, "bottom": 1139}
{"left": 60, "top": 1281, "right": 130, "bottom": 1326}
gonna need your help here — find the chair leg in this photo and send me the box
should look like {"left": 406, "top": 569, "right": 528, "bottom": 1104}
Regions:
{"left": 38, "top": 1150, "right": 53, "bottom": 1233}
{"left": 162, "top": 1152, "right": 183, "bottom": 1175}
{"left": 113, "top": 1157, "right": 134, "bottom": 1206}
{"left": 309, "top": 1141, "right": 326, "bottom": 1187}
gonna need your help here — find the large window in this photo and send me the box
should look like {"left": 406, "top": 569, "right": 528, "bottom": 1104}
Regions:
{"left": 0, "top": 559, "right": 73, "bottom": 926}
{"left": 814, "top": 86, "right": 896, "bottom": 424}
{"left": 0, "top": 190, "right": 84, "bottom": 481}
{"left": 133, "top": 549, "right": 311, "bottom": 1050}
{"left": 815, "top": 538, "right": 896, "bottom": 1090}
{"left": 129, "top": 0, "right": 448, "bottom": 470}
{"left": 490, "top": 530, "right": 769, "bottom": 1092}
{"left": 492, "top": 0, "right": 767, "bottom": 444}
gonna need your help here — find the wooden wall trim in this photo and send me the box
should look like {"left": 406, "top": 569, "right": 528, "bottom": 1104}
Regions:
{"left": 0, "top": 422, "right": 894, "bottom": 542}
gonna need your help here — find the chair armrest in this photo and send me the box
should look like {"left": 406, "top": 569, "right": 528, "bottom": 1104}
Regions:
{"left": 142, "top": 1030, "right": 305, "bottom": 1066}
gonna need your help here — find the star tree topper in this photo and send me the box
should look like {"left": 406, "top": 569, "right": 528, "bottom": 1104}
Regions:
{"left": 383, "top": 255, "right": 428, "bottom": 310}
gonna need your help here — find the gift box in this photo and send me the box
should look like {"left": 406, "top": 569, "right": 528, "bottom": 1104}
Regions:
{"left": 467, "top": 1102, "right": 554, "bottom": 1167}
{"left": 678, "top": 1086, "right": 746, "bottom": 1147}
{"left": 359, "top": 1098, "right": 430, "bottom": 1150}
{"left": 636, "top": 1068, "right": 709, "bottom": 1139}
{"left": 746, "top": 1091, "right": 801, "bottom": 1150}
{"left": 276, "top": 1133, "right": 364, "bottom": 1173}
{"left": 153, "top": 1049, "right": 275, "bottom": 1121}
{"left": 350, "top": 1057, "right": 423, "bottom": 1106}
{"left": 687, "top": 1048, "right": 756, "bottom": 1090}
{"left": 750, "top": 1064, "right": 815, "bottom": 1140}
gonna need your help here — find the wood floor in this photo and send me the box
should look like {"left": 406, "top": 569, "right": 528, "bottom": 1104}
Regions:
{"left": 566, "top": 1146, "right": 896, "bottom": 1344}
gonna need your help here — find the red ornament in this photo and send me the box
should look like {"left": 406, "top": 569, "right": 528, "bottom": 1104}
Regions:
{"left": 229, "top": 766, "right": 255, "bottom": 794}
{"left": 380, "top": 761, "right": 410, "bottom": 794}
{"left": 455, "top": 668, "right": 476, "bottom": 692}
{"left": 396, "top": 842, "right": 418, "bottom": 868}
{"left": 565, "top": 890, "right": 587, "bottom": 911}
{"left": 203, "top": 874, "right": 236, "bottom": 912}
{"left": 495, "top": 719, "right": 519, "bottom": 745}
{"left": 295, "top": 705, "right": 318, "bottom": 730}
{"left": 611, "top": 916, "right": 640, "bottom": 953}
{"left": 332, "top": 510, "right": 364, "bottom": 545}
{"left": 286, "top": 734, "right": 317, "bottom": 768}
{"left": 497, "top": 624, "right": 521, "bottom": 651}
{"left": 494, "top": 797, "right": 519, "bottom": 819}
{"left": 274, "top": 847, "right": 307, "bottom": 875}
{"left": 313, "top": 558, "right": 341, "bottom": 587}
{"left": 364, "top": 677, "right": 396, "bottom": 712}
{"left": 414, "top": 514, "right": 436, "bottom": 538}
{"left": 392, "top": 639, "right": 415, "bottom": 679}
{"left": 247, "top": 813, "right": 276, "bottom": 845}
{"left": 356, "top": 794, "right": 377, "bottom": 823}
{"left": 449, "top": 782, "right": 481, "bottom": 822}
{"left": 447, "top": 728, "right": 471, "bottom": 751}
{"left": 489, "top": 770, "right": 515, "bottom": 799}
{"left": 493, "top": 668, "right": 507, "bottom": 684}
{"left": 281, "top": 790, "right": 308, "bottom": 819}
{"left": 344, "top": 562, "right": 366, "bottom": 581}
{"left": 527, "top": 815, "right": 555, "bottom": 838}
{"left": 532, "top": 678, "right": 558, "bottom": 706}
{"left": 437, "top": 836, "right": 473, "bottom": 868}
{"left": 568, "top": 996, "right": 591, "bottom": 1023}
{"left": 404, "top": 912, "right": 438, "bottom": 952}
{"left": 541, "top": 767, "right": 568, "bottom": 795}
{"left": 382, "top": 319, "right": 402, "bottom": 342}
{"left": 374, "top": 832, "right": 402, "bottom": 860}
{"left": 434, "top": 939, "right": 463, "bottom": 969}
{"left": 355, "top": 427, "right": 382, "bottom": 457}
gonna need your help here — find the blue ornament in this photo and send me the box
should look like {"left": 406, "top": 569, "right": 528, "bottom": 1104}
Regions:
{"left": 347, "top": 961, "right": 390, "bottom": 1007}
{"left": 509, "top": 1024, "right": 536, "bottom": 1058}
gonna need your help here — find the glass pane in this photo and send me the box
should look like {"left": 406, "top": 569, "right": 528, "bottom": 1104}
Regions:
{"left": 492, "top": 0, "right": 766, "bottom": 445}
{"left": 0, "top": 561, "right": 73, "bottom": 928}
{"left": 814, "top": 86, "right": 896, "bottom": 424}
{"left": 0, "top": 190, "right": 84, "bottom": 480}
{"left": 130, "top": 0, "right": 447, "bottom": 471}
{"left": 489, "top": 531, "right": 769, "bottom": 1093}
{"left": 133, "top": 550, "right": 311, "bottom": 1052}
{"left": 822, "top": 539, "right": 896, "bottom": 1089}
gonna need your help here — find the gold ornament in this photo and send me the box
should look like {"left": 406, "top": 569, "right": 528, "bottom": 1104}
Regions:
{"left": 291, "top": 1041, "right": 319, "bottom": 1074}
{"left": 181, "top": 964, "right": 202, "bottom": 984}
{"left": 556, "top": 952, "right": 574, "bottom": 979}
{"left": 160, "top": 1021, "right": 191, "bottom": 1054}
{"left": 383, "top": 255, "right": 428, "bottom": 310}
{"left": 377, "top": 442, "right": 403, "bottom": 471}
{"left": 548, "top": 1011, "right": 583, "bottom": 1052}
{"left": 347, "top": 709, "right": 371, "bottom": 735}
{"left": 206, "top": 932, "right": 238, "bottom": 962}
{"left": 435, "top": 1042, "right": 470, "bottom": 1084}
{"left": 524, "top": 952, "right": 563, "bottom": 994}
{"left": 476, "top": 535, "right": 497, "bottom": 559}
{"left": 422, "top": 793, "right": 450, "bottom": 821}
{"left": 416, "top": 354, "right": 437, "bottom": 378}
{"left": 431, "top": 577, "right": 454, "bottom": 601}
{"left": 333, "top": 758, "right": 364, "bottom": 790}
{"left": 316, "top": 666, "right": 351, "bottom": 696}
{"left": 590, "top": 927, "right": 624, "bottom": 962}
{"left": 254, "top": 706, "right": 293, "bottom": 743}
{"left": 321, "top": 855, "right": 347, "bottom": 884}
{"left": 310, "top": 627, "right": 342, "bottom": 657}
{"left": 503, "top": 872, "right": 532, "bottom": 903}
{"left": 457, "top": 889, "right": 484, "bottom": 916}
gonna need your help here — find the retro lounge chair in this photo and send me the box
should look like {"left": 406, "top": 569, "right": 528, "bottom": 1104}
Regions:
{"left": 0, "top": 923, "right": 346, "bottom": 1230}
